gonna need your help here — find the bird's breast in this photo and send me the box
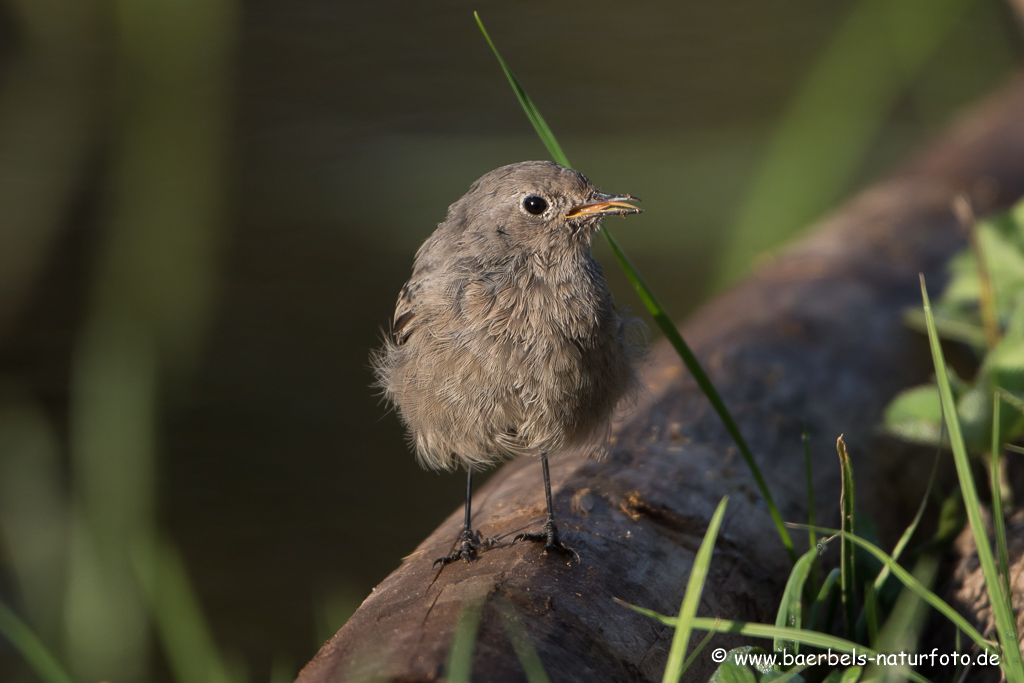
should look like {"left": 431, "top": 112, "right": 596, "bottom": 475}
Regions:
{"left": 459, "top": 257, "right": 611, "bottom": 347}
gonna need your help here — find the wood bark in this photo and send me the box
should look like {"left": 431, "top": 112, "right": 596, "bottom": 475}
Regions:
{"left": 298, "top": 73, "right": 1024, "bottom": 683}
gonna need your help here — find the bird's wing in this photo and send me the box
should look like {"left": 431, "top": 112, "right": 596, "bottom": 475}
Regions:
{"left": 391, "top": 230, "right": 448, "bottom": 345}
{"left": 392, "top": 280, "right": 418, "bottom": 345}
{"left": 392, "top": 220, "right": 469, "bottom": 345}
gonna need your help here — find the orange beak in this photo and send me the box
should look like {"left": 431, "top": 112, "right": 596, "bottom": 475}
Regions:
{"left": 566, "top": 193, "right": 642, "bottom": 219}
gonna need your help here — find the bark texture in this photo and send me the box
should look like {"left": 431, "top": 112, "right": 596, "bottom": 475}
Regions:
{"left": 298, "top": 73, "right": 1024, "bottom": 683}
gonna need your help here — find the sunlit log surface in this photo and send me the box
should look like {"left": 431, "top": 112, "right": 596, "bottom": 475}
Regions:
{"left": 298, "top": 73, "right": 1024, "bottom": 683}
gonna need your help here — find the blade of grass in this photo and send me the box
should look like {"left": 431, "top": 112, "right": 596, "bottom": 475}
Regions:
{"left": 991, "top": 394, "right": 1011, "bottom": 602}
{"left": 809, "top": 567, "right": 840, "bottom": 632}
{"left": 774, "top": 547, "right": 817, "bottom": 656}
{"left": 473, "top": 11, "right": 796, "bottom": 564}
{"left": 803, "top": 427, "right": 818, "bottom": 598}
{"left": 837, "top": 436, "right": 856, "bottom": 638}
{"left": 618, "top": 600, "right": 933, "bottom": 683}
{"left": 0, "top": 599, "right": 76, "bottom": 683}
{"left": 678, "top": 626, "right": 718, "bottom": 678}
{"left": 921, "top": 274, "right": 1024, "bottom": 676}
{"left": 852, "top": 446, "right": 941, "bottom": 639}
{"left": 873, "top": 448, "right": 939, "bottom": 591}
{"left": 868, "top": 555, "right": 938, "bottom": 683}
{"left": 445, "top": 598, "right": 486, "bottom": 683}
{"left": 795, "top": 524, "right": 992, "bottom": 652}
{"left": 473, "top": 13, "right": 567, "bottom": 168}
{"left": 133, "top": 538, "right": 239, "bottom": 683}
{"left": 863, "top": 581, "right": 878, "bottom": 647}
{"left": 494, "top": 596, "right": 552, "bottom": 683}
{"left": 662, "top": 496, "right": 729, "bottom": 683}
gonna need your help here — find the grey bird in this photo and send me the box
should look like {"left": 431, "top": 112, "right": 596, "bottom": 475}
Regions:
{"left": 373, "top": 160, "right": 644, "bottom": 566}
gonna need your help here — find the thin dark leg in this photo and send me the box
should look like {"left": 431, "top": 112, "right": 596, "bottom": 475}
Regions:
{"left": 514, "top": 453, "right": 573, "bottom": 557}
{"left": 541, "top": 455, "right": 554, "bottom": 526}
{"left": 433, "top": 466, "right": 495, "bottom": 567}
{"left": 464, "top": 467, "right": 473, "bottom": 533}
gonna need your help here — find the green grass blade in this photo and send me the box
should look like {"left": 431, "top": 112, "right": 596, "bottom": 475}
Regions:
{"left": 494, "top": 596, "right": 552, "bottom": 683}
{"left": 602, "top": 232, "right": 797, "bottom": 565}
{"left": 662, "top": 496, "right": 729, "bottom": 683}
{"left": 619, "top": 600, "right": 932, "bottom": 683}
{"left": 622, "top": 601, "right": 856, "bottom": 653}
{"left": 873, "top": 449, "right": 939, "bottom": 592}
{"left": 803, "top": 427, "right": 818, "bottom": 593}
{"left": 852, "top": 444, "right": 941, "bottom": 640}
{"left": 774, "top": 547, "right": 817, "bottom": 655}
{"left": 991, "top": 394, "right": 1012, "bottom": 602}
{"left": 133, "top": 539, "right": 239, "bottom": 683}
{"left": 0, "top": 599, "right": 76, "bottom": 683}
{"left": 474, "top": 12, "right": 796, "bottom": 564}
{"left": 863, "top": 581, "right": 878, "bottom": 647}
{"left": 920, "top": 275, "right": 1024, "bottom": 677}
{"left": 797, "top": 524, "right": 992, "bottom": 652}
{"left": 473, "top": 12, "right": 567, "bottom": 168}
{"left": 868, "top": 555, "right": 938, "bottom": 683}
{"left": 678, "top": 627, "right": 718, "bottom": 679}
{"left": 809, "top": 567, "right": 840, "bottom": 632}
{"left": 445, "top": 598, "right": 486, "bottom": 683}
{"left": 837, "top": 436, "right": 856, "bottom": 637}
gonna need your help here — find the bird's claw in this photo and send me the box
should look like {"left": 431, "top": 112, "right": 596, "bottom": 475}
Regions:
{"left": 513, "top": 520, "right": 576, "bottom": 560}
{"left": 433, "top": 528, "right": 496, "bottom": 567}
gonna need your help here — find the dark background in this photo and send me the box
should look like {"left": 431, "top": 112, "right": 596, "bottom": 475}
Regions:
{"left": 0, "top": 1, "right": 1021, "bottom": 681}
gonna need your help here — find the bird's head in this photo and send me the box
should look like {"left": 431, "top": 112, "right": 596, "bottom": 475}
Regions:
{"left": 447, "top": 161, "right": 642, "bottom": 257}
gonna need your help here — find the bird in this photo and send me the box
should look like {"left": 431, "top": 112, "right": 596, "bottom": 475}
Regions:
{"left": 372, "top": 160, "right": 644, "bottom": 566}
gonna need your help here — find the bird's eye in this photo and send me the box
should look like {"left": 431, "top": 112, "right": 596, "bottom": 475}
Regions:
{"left": 523, "top": 195, "right": 548, "bottom": 215}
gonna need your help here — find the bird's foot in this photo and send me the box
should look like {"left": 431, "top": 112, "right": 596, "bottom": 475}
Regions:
{"left": 513, "top": 519, "right": 575, "bottom": 559}
{"left": 433, "top": 528, "right": 497, "bottom": 567}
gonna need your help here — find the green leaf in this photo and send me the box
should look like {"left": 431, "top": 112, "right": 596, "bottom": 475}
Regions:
{"left": 956, "top": 383, "right": 992, "bottom": 453}
{"left": 932, "top": 487, "right": 966, "bottom": 546}
{"left": 821, "top": 668, "right": 862, "bottom": 683}
{"left": 710, "top": 660, "right": 758, "bottom": 683}
{"left": 902, "top": 307, "right": 986, "bottom": 349}
{"left": 882, "top": 385, "right": 943, "bottom": 445}
{"left": 708, "top": 648, "right": 791, "bottom": 682}
{"left": 989, "top": 337, "right": 1024, "bottom": 394}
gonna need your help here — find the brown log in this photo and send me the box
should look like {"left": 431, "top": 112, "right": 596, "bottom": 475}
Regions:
{"left": 298, "top": 73, "right": 1024, "bottom": 683}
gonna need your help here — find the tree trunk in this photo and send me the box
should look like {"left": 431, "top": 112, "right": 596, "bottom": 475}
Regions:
{"left": 297, "top": 73, "right": 1024, "bottom": 683}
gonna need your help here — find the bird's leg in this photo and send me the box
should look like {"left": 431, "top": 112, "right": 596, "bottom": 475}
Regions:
{"left": 514, "top": 453, "right": 573, "bottom": 557}
{"left": 433, "top": 467, "right": 496, "bottom": 567}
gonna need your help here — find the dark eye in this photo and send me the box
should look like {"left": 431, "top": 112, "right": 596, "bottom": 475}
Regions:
{"left": 523, "top": 195, "right": 548, "bottom": 215}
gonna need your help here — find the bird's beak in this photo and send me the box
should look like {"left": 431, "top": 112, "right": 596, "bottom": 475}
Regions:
{"left": 566, "top": 193, "right": 643, "bottom": 219}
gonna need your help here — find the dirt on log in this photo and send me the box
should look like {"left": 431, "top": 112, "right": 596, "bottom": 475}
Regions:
{"left": 298, "top": 73, "right": 1024, "bottom": 683}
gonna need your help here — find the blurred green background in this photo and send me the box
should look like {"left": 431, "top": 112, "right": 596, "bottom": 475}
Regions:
{"left": 0, "top": 1, "right": 1020, "bottom": 682}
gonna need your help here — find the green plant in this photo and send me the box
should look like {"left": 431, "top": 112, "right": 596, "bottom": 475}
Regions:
{"left": 884, "top": 198, "right": 1024, "bottom": 508}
